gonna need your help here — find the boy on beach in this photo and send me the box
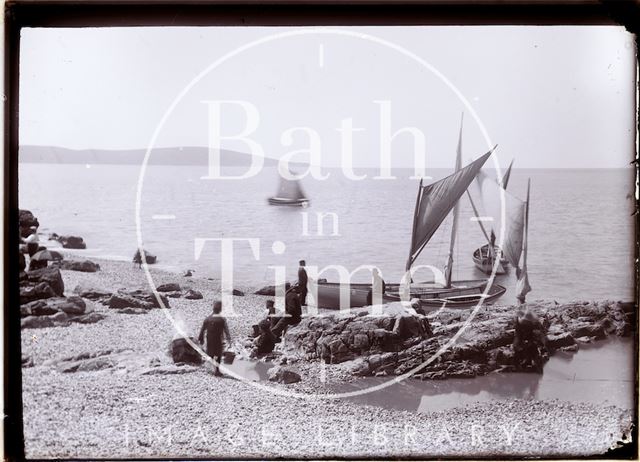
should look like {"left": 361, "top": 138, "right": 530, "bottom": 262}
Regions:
{"left": 198, "top": 301, "right": 232, "bottom": 376}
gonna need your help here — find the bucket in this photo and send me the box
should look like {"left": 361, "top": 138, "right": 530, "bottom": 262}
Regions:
{"left": 223, "top": 351, "right": 236, "bottom": 364}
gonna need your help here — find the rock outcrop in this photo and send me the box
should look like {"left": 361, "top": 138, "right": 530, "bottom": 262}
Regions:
{"left": 254, "top": 284, "right": 289, "bottom": 296}
{"left": 282, "top": 300, "right": 633, "bottom": 380}
{"left": 184, "top": 289, "right": 203, "bottom": 300}
{"left": 21, "top": 267, "right": 64, "bottom": 297}
{"left": 45, "top": 349, "right": 198, "bottom": 375}
{"left": 267, "top": 366, "right": 301, "bottom": 384}
{"left": 73, "top": 284, "right": 111, "bottom": 302}
{"left": 157, "top": 283, "right": 181, "bottom": 292}
{"left": 54, "top": 259, "right": 100, "bottom": 272}
{"left": 108, "top": 289, "right": 170, "bottom": 310}
{"left": 20, "top": 296, "right": 104, "bottom": 328}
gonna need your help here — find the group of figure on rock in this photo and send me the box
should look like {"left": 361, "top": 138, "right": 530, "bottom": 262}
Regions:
{"left": 197, "top": 260, "right": 309, "bottom": 376}
{"left": 248, "top": 260, "right": 308, "bottom": 355}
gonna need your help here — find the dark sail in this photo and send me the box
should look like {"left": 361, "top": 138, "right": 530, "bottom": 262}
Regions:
{"left": 406, "top": 148, "right": 494, "bottom": 270}
{"left": 501, "top": 159, "right": 514, "bottom": 189}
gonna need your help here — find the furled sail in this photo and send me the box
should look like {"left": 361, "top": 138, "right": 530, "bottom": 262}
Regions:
{"left": 276, "top": 176, "right": 306, "bottom": 200}
{"left": 406, "top": 148, "right": 494, "bottom": 271}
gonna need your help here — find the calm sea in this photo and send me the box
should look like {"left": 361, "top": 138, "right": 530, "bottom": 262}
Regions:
{"left": 18, "top": 163, "right": 635, "bottom": 303}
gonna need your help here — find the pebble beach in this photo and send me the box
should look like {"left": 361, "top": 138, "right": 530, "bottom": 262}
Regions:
{"left": 20, "top": 257, "right": 635, "bottom": 459}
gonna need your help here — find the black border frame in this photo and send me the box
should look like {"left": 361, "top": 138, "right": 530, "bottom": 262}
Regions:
{"left": 4, "top": 1, "right": 639, "bottom": 461}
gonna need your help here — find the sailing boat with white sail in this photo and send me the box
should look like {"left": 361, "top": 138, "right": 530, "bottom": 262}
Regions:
{"left": 268, "top": 171, "right": 309, "bottom": 207}
{"left": 315, "top": 124, "right": 506, "bottom": 310}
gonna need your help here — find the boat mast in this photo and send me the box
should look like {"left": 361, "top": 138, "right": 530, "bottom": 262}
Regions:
{"left": 444, "top": 114, "right": 463, "bottom": 288}
{"left": 466, "top": 191, "right": 492, "bottom": 245}
{"left": 405, "top": 178, "right": 424, "bottom": 272}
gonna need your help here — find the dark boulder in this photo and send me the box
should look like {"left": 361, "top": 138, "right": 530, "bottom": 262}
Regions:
{"left": 254, "top": 284, "right": 289, "bottom": 296}
{"left": 24, "top": 299, "right": 58, "bottom": 316}
{"left": 267, "top": 366, "right": 301, "bottom": 384}
{"left": 24, "top": 267, "right": 64, "bottom": 296}
{"left": 51, "top": 296, "right": 86, "bottom": 315}
{"left": 170, "top": 337, "right": 203, "bottom": 365}
{"left": 108, "top": 289, "right": 170, "bottom": 309}
{"left": 49, "top": 311, "right": 70, "bottom": 325}
{"left": 184, "top": 289, "right": 203, "bottom": 300}
{"left": 71, "top": 312, "right": 105, "bottom": 324}
{"left": 54, "top": 260, "right": 100, "bottom": 272}
{"left": 232, "top": 289, "right": 245, "bottom": 297}
{"left": 53, "top": 235, "right": 87, "bottom": 249}
{"left": 546, "top": 332, "right": 576, "bottom": 350}
{"left": 20, "top": 282, "right": 56, "bottom": 304}
{"left": 21, "top": 316, "right": 55, "bottom": 329}
{"left": 73, "top": 284, "right": 111, "bottom": 301}
{"left": 570, "top": 321, "right": 606, "bottom": 340}
{"left": 156, "top": 283, "right": 181, "bottom": 292}
{"left": 116, "top": 308, "right": 149, "bottom": 315}
{"left": 22, "top": 296, "right": 87, "bottom": 316}
{"left": 108, "top": 293, "right": 151, "bottom": 309}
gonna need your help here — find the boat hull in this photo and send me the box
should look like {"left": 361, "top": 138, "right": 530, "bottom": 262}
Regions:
{"left": 268, "top": 197, "right": 309, "bottom": 207}
{"left": 316, "top": 280, "right": 506, "bottom": 311}
{"left": 473, "top": 245, "right": 508, "bottom": 275}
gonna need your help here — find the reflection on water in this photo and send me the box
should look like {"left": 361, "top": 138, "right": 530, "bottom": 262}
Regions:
{"left": 331, "top": 338, "right": 634, "bottom": 413}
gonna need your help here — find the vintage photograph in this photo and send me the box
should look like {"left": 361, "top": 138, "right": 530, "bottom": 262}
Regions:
{"left": 17, "top": 24, "right": 636, "bottom": 458}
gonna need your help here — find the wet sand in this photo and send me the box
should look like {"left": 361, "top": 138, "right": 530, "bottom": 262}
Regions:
{"left": 21, "top": 258, "right": 634, "bottom": 458}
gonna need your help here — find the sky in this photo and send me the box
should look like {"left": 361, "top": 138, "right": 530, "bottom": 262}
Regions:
{"left": 19, "top": 26, "right": 636, "bottom": 168}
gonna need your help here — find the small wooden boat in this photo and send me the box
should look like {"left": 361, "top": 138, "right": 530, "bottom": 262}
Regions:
{"left": 268, "top": 172, "right": 309, "bottom": 207}
{"left": 472, "top": 244, "right": 507, "bottom": 275}
{"left": 316, "top": 280, "right": 506, "bottom": 311}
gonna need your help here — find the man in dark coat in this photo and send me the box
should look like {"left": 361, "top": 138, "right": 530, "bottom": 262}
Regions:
{"left": 271, "top": 286, "right": 302, "bottom": 338}
{"left": 198, "top": 300, "right": 232, "bottom": 376}
{"left": 298, "top": 260, "right": 308, "bottom": 306}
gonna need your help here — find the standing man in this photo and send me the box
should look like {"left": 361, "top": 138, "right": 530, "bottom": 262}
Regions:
{"left": 298, "top": 259, "right": 308, "bottom": 306}
{"left": 198, "top": 300, "right": 232, "bottom": 377}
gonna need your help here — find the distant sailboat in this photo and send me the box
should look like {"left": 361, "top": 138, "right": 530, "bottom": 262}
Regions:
{"left": 268, "top": 172, "right": 309, "bottom": 207}
{"left": 316, "top": 141, "right": 506, "bottom": 310}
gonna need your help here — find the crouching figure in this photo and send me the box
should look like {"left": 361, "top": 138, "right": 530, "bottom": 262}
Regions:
{"left": 513, "top": 309, "right": 548, "bottom": 373}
